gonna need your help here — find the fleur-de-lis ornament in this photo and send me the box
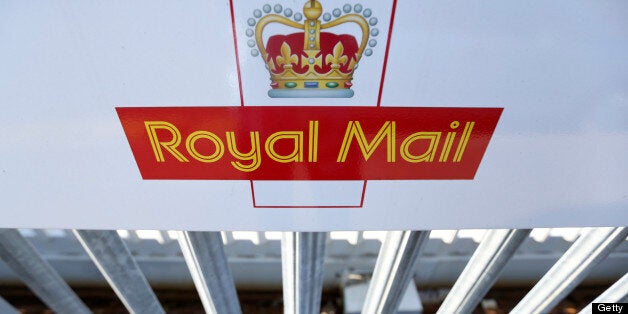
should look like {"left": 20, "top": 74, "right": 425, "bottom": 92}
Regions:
{"left": 325, "top": 42, "right": 348, "bottom": 69}
{"left": 276, "top": 42, "right": 298, "bottom": 69}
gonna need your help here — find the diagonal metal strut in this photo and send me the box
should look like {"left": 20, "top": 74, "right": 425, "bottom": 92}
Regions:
{"left": 74, "top": 229, "right": 165, "bottom": 314}
{"left": 437, "top": 229, "right": 531, "bottom": 314}
{"left": 0, "top": 229, "right": 90, "bottom": 314}
{"left": 178, "top": 231, "right": 242, "bottom": 314}
{"left": 511, "top": 227, "right": 628, "bottom": 314}
{"left": 362, "top": 230, "right": 430, "bottom": 314}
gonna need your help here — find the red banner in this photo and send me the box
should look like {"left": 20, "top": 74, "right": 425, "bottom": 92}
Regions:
{"left": 117, "top": 106, "right": 502, "bottom": 180}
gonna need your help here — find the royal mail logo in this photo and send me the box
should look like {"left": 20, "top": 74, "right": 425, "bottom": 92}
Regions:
{"left": 117, "top": 107, "right": 502, "bottom": 180}
{"left": 116, "top": 0, "right": 503, "bottom": 208}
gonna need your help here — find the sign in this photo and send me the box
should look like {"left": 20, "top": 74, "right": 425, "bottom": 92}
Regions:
{"left": 0, "top": 0, "right": 626, "bottom": 230}
{"left": 117, "top": 107, "right": 501, "bottom": 180}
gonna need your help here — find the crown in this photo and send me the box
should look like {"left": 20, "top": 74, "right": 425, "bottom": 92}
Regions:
{"left": 247, "top": 1, "right": 379, "bottom": 98}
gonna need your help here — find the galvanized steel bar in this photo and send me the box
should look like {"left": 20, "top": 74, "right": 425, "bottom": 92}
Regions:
{"left": 73, "top": 230, "right": 164, "bottom": 314}
{"left": 281, "top": 232, "right": 327, "bottom": 314}
{"left": 0, "top": 295, "right": 18, "bottom": 314}
{"left": 437, "top": 229, "right": 531, "bottom": 314}
{"left": 511, "top": 227, "right": 628, "bottom": 314}
{"left": 578, "top": 272, "right": 628, "bottom": 314}
{"left": 0, "top": 229, "right": 90, "bottom": 314}
{"left": 178, "top": 231, "right": 241, "bottom": 314}
{"left": 362, "top": 230, "right": 430, "bottom": 314}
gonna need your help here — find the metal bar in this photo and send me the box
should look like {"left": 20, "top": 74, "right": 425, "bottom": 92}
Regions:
{"left": 437, "top": 229, "right": 531, "bottom": 314}
{"left": 344, "top": 280, "right": 423, "bottom": 314}
{"left": 0, "top": 295, "right": 18, "bottom": 314}
{"left": 178, "top": 231, "right": 241, "bottom": 314}
{"left": 511, "top": 227, "right": 628, "bottom": 314}
{"left": 578, "top": 273, "right": 628, "bottom": 314}
{"left": 362, "top": 230, "right": 430, "bottom": 314}
{"left": 73, "top": 229, "right": 165, "bottom": 314}
{"left": 0, "top": 229, "right": 90, "bottom": 314}
{"left": 281, "top": 232, "right": 327, "bottom": 314}
{"left": 159, "top": 231, "right": 171, "bottom": 244}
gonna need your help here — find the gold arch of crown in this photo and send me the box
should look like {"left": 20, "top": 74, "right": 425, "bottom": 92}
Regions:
{"left": 254, "top": 0, "right": 370, "bottom": 89}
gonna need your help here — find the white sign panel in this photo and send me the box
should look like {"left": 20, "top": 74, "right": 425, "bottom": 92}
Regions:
{"left": 0, "top": 0, "right": 627, "bottom": 230}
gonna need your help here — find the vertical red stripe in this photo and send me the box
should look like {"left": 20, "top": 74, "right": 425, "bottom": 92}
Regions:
{"left": 249, "top": 180, "right": 256, "bottom": 206}
{"left": 228, "top": 0, "right": 245, "bottom": 106}
{"left": 359, "top": 180, "right": 368, "bottom": 207}
{"left": 377, "top": 0, "right": 398, "bottom": 107}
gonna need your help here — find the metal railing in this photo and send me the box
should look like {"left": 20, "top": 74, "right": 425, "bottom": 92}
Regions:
{"left": 0, "top": 228, "right": 626, "bottom": 313}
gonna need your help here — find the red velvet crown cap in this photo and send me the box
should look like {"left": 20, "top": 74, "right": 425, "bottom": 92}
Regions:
{"left": 265, "top": 32, "right": 359, "bottom": 75}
